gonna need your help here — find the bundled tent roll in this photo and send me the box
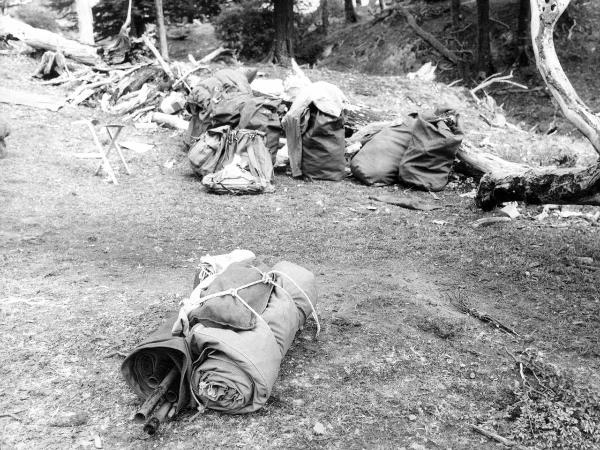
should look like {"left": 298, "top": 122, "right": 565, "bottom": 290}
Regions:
{"left": 282, "top": 81, "right": 347, "bottom": 181}
{"left": 121, "top": 251, "right": 319, "bottom": 423}
{"left": 187, "top": 260, "right": 318, "bottom": 413}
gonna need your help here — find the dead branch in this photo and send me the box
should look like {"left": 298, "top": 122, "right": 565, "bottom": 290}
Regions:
{"left": 142, "top": 34, "right": 174, "bottom": 80}
{"left": 172, "top": 63, "right": 209, "bottom": 89}
{"left": 198, "top": 46, "right": 235, "bottom": 64}
{"left": 399, "top": 8, "right": 461, "bottom": 64}
{"left": 470, "top": 71, "right": 528, "bottom": 100}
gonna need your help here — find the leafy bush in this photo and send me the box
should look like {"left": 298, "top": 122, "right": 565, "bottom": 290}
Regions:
{"left": 214, "top": 1, "right": 274, "bottom": 61}
{"left": 502, "top": 349, "right": 600, "bottom": 449}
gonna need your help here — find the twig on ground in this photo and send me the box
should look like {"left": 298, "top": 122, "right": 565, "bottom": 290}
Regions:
{"left": 453, "top": 295, "right": 520, "bottom": 336}
{"left": 470, "top": 424, "right": 528, "bottom": 449}
{"left": 105, "top": 350, "right": 128, "bottom": 358}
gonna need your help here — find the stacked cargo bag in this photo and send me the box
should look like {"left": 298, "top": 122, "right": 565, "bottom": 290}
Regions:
{"left": 201, "top": 129, "right": 274, "bottom": 194}
{"left": 239, "top": 96, "right": 284, "bottom": 163}
{"left": 398, "top": 109, "right": 463, "bottom": 191}
{"left": 349, "top": 121, "right": 414, "bottom": 185}
{"left": 184, "top": 69, "right": 253, "bottom": 149}
{"left": 282, "top": 81, "right": 346, "bottom": 181}
{"left": 188, "top": 126, "right": 231, "bottom": 177}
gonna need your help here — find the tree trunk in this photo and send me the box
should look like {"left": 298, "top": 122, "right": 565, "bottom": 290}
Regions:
{"left": 476, "top": 0, "right": 493, "bottom": 75}
{"left": 0, "top": 15, "right": 100, "bottom": 65}
{"left": 273, "top": 0, "right": 294, "bottom": 64}
{"left": 75, "top": 0, "right": 94, "bottom": 45}
{"left": 344, "top": 0, "right": 358, "bottom": 23}
{"left": 155, "top": 0, "right": 169, "bottom": 60}
{"left": 451, "top": 0, "right": 461, "bottom": 28}
{"left": 531, "top": 0, "right": 600, "bottom": 153}
{"left": 516, "top": 0, "right": 529, "bottom": 64}
{"left": 321, "top": 0, "right": 329, "bottom": 35}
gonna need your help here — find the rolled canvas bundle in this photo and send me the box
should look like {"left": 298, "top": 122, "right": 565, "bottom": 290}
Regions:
{"left": 121, "top": 251, "right": 319, "bottom": 422}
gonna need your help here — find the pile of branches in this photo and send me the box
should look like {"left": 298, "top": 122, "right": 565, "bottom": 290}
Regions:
{"left": 41, "top": 36, "right": 216, "bottom": 127}
{"left": 0, "top": 14, "right": 235, "bottom": 128}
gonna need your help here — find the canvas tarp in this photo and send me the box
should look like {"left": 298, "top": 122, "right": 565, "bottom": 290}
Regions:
{"left": 350, "top": 108, "right": 463, "bottom": 191}
{"left": 188, "top": 261, "right": 317, "bottom": 413}
{"left": 121, "top": 256, "right": 318, "bottom": 416}
{"left": 121, "top": 314, "right": 192, "bottom": 415}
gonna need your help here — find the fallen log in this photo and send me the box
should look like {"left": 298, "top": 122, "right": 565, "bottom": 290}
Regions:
{"left": 455, "top": 141, "right": 529, "bottom": 179}
{"left": 0, "top": 15, "right": 100, "bottom": 65}
{"left": 454, "top": 143, "right": 600, "bottom": 209}
{"left": 476, "top": 163, "right": 600, "bottom": 210}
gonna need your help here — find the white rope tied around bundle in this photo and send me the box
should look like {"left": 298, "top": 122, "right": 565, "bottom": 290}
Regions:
{"left": 185, "top": 268, "right": 320, "bottom": 337}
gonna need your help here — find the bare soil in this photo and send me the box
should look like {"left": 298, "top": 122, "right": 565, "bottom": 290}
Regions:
{"left": 1, "top": 48, "right": 600, "bottom": 449}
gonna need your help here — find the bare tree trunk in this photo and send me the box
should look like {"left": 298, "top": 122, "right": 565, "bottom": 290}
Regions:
{"left": 321, "top": 0, "right": 329, "bottom": 35}
{"left": 345, "top": 0, "right": 358, "bottom": 23}
{"left": 516, "top": 0, "right": 529, "bottom": 64}
{"left": 530, "top": 0, "right": 600, "bottom": 153}
{"left": 451, "top": 0, "right": 461, "bottom": 28}
{"left": 273, "top": 0, "right": 294, "bottom": 64}
{"left": 75, "top": 0, "right": 94, "bottom": 45}
{"left": 155, "top": 0, "right": 169, "bottom": 60}
{"left": 476, "top": 0, "right": 493, "bottom": 75}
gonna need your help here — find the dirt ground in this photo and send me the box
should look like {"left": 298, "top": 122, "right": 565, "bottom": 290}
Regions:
{"left": 2, "top": 44, "right": 600, "bottom": 449}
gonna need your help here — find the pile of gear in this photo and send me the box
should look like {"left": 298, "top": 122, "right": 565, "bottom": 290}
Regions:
{"left": 183, "top": 67, "right": 464, "bottom": 194}
{"left": 350, "top": 107, "right": 463, "bottom": 191}
{"left": 121, "top": 250, "right": 319, "bottom": 433}
{"left": 184, "top": 68, "right": 348, "bottom": 193}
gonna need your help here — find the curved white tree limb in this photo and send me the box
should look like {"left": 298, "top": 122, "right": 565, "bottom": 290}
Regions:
{"left": 530, "top": 0, "right": 600, "bottom": 154}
